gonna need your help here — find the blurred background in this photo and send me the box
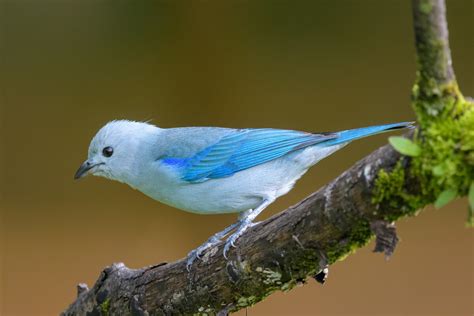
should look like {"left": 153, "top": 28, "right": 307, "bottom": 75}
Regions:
{"left": 0, "top": 0, "right": 472, "bottom": 315}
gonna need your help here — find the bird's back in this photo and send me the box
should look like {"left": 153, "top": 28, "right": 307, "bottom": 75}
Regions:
{"left": 156, "top": 127, "right": 236, "bottom": 157}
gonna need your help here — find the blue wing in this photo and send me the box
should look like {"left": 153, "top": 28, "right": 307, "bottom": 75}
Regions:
{"left": 163, "top": 128, "right": 337, "bottom": 182}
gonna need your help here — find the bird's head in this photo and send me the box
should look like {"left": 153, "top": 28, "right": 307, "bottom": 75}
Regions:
{"left": 74, "top": 120, "right": 159, "bottom": 183}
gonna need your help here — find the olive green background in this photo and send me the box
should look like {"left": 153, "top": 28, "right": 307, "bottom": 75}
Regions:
{"left": 1, "top": 1, "right": 472, "bottom": 315}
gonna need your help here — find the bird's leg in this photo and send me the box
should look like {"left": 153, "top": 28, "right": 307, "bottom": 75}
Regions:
{"left": 186, "top": 221, "right": 239, "bottom": 270}
{"left": 223, "top": 199, "right": 273, "bottom": 259}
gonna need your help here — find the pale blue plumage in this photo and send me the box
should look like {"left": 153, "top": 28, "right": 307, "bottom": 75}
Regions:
{"left": 75, "top": 119, "right": 413, "bottom": 268}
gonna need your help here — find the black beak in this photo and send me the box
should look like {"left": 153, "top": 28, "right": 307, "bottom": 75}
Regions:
{"left": 74, "top": 161, "right": 96, "bottom": 180}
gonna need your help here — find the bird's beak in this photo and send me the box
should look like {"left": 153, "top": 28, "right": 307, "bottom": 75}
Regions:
{"left": 74, "top": 160, "right": 99, "bottom": 180}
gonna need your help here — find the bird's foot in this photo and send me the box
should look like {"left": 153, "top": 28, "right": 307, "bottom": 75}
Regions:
{"left": 186, "top": 221, "right": 239, "bottom": 271}
{"left": 186, "top": 236, "right": 220, "bottom": 271}
{"left": 223, "top": 221, "right": 258, "bottom": 259}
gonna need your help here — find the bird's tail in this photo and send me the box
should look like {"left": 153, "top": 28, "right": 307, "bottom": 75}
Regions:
{"left": 322, "top": 121, "right": 415, "bottom": 146}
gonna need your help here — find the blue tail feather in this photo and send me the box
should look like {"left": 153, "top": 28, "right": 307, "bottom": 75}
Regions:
{"left": 322, "top": 121, "right": 414, "bottom": 146}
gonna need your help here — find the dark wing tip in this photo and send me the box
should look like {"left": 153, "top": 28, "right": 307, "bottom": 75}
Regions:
{"left": 312, "top": 131, "right": 339, "bottom": 138}
{"left": 386, "top": 121, "right": 417, "bottom": 131}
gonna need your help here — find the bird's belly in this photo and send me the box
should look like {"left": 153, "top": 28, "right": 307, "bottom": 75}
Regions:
{"left": 141, "top": 173, "right": 269, "bottom": 214}
{"left": 138, "top": 159, "right": 305, "bottom": 214}
{"left": 138, "top": 145, "right": 343, "bottom": 215}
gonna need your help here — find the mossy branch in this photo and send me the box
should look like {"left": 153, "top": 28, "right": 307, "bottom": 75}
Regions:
{"left": 373, "top": 0, "right": 474, "bottom": 224}
{"left": 411, "top": 0, "right": 467, "bottom": 123}
{"left": 412, "top": 0, "right": 455, "bottom": 91}
{"left": 62, "top": 0, "right": 473, "bottom": 315}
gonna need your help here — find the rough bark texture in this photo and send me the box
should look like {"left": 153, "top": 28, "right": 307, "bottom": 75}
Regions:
{"left": 63, "top": 0, "right": 467, "bottom": 315}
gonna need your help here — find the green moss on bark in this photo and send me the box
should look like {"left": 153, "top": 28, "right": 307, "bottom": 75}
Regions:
{"left": 326, "top": 219, "right": 373, "bottom": 264}
{"left": 372, "top": 162, "right": 425, "bottom": 221}
{"left": 373, "top": 82, "right": 474, "bottom": 222}
{"left": 100, "top": 298, "right": 110, "bottom": 316}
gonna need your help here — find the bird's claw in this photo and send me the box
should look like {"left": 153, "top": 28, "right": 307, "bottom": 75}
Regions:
{"left": 222, "top": 228, "right": 245, "bottom": 259}
{"left": 222, "top": 238, "right": 236, "bottom": 259}
{"left": 186, "top": 245, "right": 207, "bottom": 270}
{"left": 186, "top": 235, "right": 224, "bottom": 271}
{"left": 188, "top": 213, "right": 263, "bottom": 267}
{"left": 186, "top": 249, "right": 199, "bottom": 271}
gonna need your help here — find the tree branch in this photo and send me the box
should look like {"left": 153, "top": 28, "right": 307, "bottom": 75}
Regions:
{"left": 411, "top": 0, "right": 463, "bottom": 121}
{"left": 412, "top": 0, "right": 455, "bottom": 88}
{"left": 63, "top": 0, "right": 470, "bottom": 315}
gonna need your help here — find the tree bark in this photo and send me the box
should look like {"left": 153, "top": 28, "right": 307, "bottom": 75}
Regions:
{"left": 62, "top": 0, "right": 467, "bottom": 315}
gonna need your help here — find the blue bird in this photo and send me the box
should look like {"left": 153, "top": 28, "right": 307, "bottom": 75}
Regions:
{"left": 74, "top": 120, "right": 413, "bottom": 269}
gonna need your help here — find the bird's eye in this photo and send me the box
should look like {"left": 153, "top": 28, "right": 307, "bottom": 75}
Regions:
{"left": 102, "top": 146, "right": 114, "bottom": 157}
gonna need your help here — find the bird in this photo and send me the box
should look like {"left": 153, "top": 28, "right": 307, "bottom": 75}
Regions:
{"left": 74, "top": 120, "right": 413, "bottom": 269}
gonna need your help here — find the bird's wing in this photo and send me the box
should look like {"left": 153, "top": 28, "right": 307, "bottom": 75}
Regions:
{"left": 162, "top": 128, "right": 337, "bottom": 182}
